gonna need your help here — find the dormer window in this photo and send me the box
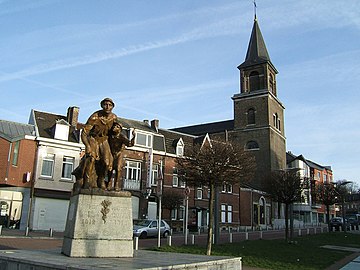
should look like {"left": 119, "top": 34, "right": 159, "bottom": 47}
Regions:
{"left": 176, "top": 139, "right": 184, "bottom": 156}
{"left": 135, "top": 132, "right": 152, "bottom": 148}
{"left": 54, "top": 119, "right": 70, "bottom": 141}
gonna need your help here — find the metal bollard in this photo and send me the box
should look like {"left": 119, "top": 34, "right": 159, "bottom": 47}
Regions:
{"left": 307, "top": 228, "right": 310, "bottom": 235}
{"left": 191, "top": 234, "right": 195, "bottom": 245}
{"left": 167, "top": 235, "right": 172, "bottom": 246}
{"left": 298, "top": 229, "right": 301, "bottom": 236}
{"left": 0, "top": 225, "right": 2, "bottom": 235}
{"left": 134, "top": 237, "right": 139, "bottom": 250}
{"left": 25, "top": 227, "right": 29, "bottom": 236}
{"left": 245, "top": 232, "right": 249, "bottom": 240}
{"left": 229, "top": 233, "right": 233, "bottom": 243}
{"left": 49, "top": 228, "right": 53, "bottom": 237}
{"left": 260, "top": 231, "right": 263, "bottom": 239}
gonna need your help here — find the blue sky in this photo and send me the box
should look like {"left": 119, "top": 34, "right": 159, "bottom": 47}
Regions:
{"left": 0, "top": 0, "right": 359, "bottom": 185}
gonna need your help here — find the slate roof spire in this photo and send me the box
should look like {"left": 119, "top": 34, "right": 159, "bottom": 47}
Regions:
{"left": 238, "top": 16, "right": 275, "bottom": 71}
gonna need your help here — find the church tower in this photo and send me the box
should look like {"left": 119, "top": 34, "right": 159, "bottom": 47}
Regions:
{"left": 232, "top": 16, "right": 286, "bottom": 188}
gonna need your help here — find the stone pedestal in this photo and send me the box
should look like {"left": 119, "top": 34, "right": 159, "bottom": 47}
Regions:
{"left": 61, "top": 190, "right": 133, "bottom": 257}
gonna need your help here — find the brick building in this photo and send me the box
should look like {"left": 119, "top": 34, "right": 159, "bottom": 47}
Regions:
{"left": 0, "top": 120, "right": 36, "bottom": 229}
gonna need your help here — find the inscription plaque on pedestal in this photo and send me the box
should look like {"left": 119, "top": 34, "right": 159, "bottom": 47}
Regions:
{"left": 62, "top": 190, "right": 133, "bottom": 257}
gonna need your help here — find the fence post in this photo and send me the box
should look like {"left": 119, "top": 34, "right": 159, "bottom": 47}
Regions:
{"left": 167, "top": 235, "right": 172, "bottom": 246}
{"left": 134, "top": 236, "right": 139, "bottom": 250}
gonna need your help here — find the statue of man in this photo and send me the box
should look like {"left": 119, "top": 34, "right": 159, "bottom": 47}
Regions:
{"left": 73, "top": 98, "right": 117, "bottom": 190}
{"left": 108, "top": 121, "right": 135, "bottom": 191}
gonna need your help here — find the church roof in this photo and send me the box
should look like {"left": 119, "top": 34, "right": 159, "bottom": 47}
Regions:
{"left": 171, "top": 120, "right": 234, "bottom": 136}
{"left": 238, "top": 19, "right": 277, "bottom": 72}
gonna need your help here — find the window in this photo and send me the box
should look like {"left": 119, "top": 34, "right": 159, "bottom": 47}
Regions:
{"left": 222, "top": 182, "right": 233, "bottom": 193}
{"left": 178, "top": 206, "right": 184, "bottom": 220}
{"left": 171, "top": 209, "right": 177, "bottom": 220}
{"left": 62, "top": 156, "right": 74, "bottom": 180}
{"left": 221, "top": 204, "right": 232, "bottom": 223}
{"left": 172, "top": 174, "right": 178, "bottom": 187}
{"left": 41, "top": 154, "right": 55, "bottom": 177}
{"left": 323, "top": 174, "right": 328, "bottom": 183}
{"left": 135, "top": 132, "right": 152, "bottom": 148}
{"left": 196, "top": 187, "right": 203, "bottom": 199}
{"left": 273, "top": 113, "right": 281, "bottom": 131}
{"left": 228, "top": 205, "right": 233, "bottom": 223}
{"left": 269, "top": 74, "right": 276, "bottom": 95}
{"left": 246, "top": 141, "right": 259, "bottom": 150}
{"left": 12, "top": 141, "right": 20, "bottom": 166}
{"left": 151, "top": 164, "right": 159, "bottom": 186}
{"left": 125, "top": 160, "right": 141, "bottom": 181}
{"left": 176, "top": 139, "right": 184, "bottom": 156}
{"left": 179, "top": 179, "right": 186, "bottom": 188}
{"left": 247, "top": 108, "right": 255, "bottom": 125}
{"left": 249, "top": 71, "right": 260, "bottom": 91}
{"left": 173, "top": 168, "right": 185, "bottom": 188}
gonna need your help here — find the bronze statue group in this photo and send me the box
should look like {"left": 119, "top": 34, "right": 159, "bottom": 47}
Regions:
{"left": 72, "top": 98, "right": 135, "bottom": 192}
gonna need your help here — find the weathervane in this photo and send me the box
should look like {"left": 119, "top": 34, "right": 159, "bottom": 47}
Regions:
{"left": 253, "top": 0, "right": 257, "bottom": 21}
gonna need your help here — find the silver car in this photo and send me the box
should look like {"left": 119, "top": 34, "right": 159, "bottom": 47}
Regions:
{"left": 133, "top": 219, "right": 171, "bottom": 239}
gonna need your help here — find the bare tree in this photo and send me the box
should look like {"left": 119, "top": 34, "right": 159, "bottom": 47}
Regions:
{"left": 177, "top": 139, "right": 255, "bottom": 255}
{"left": 162, "top": 190, "right": 183, "bottom": 228}
{"left": 314, "top": 181, "right": 337, "bottom": 231}
{"left": 262, "top": 169, "right": 304, "bottom": 241}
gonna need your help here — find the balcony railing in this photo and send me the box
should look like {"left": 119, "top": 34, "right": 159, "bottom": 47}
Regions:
{"left": 123, "top": 179, "right": 141, "bottom": 190}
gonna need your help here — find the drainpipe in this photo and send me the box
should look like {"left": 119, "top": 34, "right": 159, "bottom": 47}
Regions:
{"left": 5, "top": 142, "right": 12, "bottom": 181}
{"left": 26, "top": 142, "right": 40, "bottom": 230}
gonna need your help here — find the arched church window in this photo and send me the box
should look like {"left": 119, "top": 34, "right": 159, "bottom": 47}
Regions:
{"left": 246, "top": 141, "right": 259, "bottom": 150}
{"left": 249, "top": 71, "right": 260, "bottom": 91}
{"left": 273, "top": 113, "right": 281, "bottom": 131}
{"left": 247, "top": 108, "right": 256, "bottom": 125}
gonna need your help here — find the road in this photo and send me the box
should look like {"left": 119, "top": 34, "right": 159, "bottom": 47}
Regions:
{"left": 0, "top": 226, "right": 327, "bottom": 251}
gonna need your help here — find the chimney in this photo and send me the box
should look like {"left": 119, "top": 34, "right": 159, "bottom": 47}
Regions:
{"left": 151, "top": 119, "right": 159, "bottom": 132}
{"left": 67, "top": 106, "right": 79, "bottom": 128}
{"left": 143, "top": 119, "right": 149, "bottom": 125}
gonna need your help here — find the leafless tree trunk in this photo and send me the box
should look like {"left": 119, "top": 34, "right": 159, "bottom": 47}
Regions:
{"left": 206, "top": 182, "right": 215, "bottom": 255}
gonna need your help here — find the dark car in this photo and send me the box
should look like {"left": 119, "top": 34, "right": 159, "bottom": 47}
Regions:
{"left": 133, "top": 219, "right": 171, "bottom": 239}
{"left": 329, "top": 217, "right": 350, "bottom": 231}
{"left": 346, "top": 215, "right": 360, "bottom": 228}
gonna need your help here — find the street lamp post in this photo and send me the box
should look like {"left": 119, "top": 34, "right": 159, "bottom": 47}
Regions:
{"left": 335, "top": 181, "right": 352, "bottom": 232}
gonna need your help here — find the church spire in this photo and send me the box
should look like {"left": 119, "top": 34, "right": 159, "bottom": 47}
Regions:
{"left": 238, "top": 16, "right": 276, "bottom": 72}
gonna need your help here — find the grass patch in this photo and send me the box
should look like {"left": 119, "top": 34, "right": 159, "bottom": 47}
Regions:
{"left": 153, "top": 232, "right": 360, "bottom": 270}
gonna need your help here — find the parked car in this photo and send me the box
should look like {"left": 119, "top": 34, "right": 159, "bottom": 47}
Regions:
{"left": 346, "top": 215, "right": 360, "bottom": 228}
{"left": 329, "top": 217, "right": 350, "bottom": 231}
{"left": 133, "top": 219, "right": 171, "bottom": 239}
